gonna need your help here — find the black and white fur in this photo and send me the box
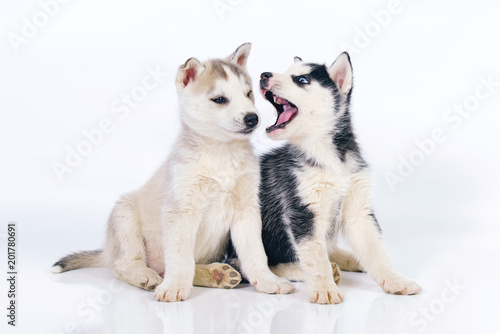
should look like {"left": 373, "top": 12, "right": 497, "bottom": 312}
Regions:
{"left": 249, "top": 53, "right": 421, "bottom": 304}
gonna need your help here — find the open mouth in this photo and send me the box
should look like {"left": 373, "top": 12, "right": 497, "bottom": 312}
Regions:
{"left": 262, "top": 89, "right": 298, "bottom": 133}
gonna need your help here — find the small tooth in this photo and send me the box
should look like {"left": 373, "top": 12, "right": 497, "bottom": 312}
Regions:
{"left": 273, "top": 96, "right": 279, "bottom": 104}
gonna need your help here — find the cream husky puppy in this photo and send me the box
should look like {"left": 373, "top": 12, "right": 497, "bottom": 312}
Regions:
{"left": 52, "top": 43, "right": 295, "bottom": 302}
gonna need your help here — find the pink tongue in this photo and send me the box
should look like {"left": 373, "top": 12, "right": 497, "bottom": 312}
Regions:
{"left": 276, "top": 104, "right": 297, "bottom": 125}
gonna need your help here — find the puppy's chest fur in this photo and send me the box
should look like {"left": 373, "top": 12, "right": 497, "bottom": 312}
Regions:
{"left": 144, "top": 140, "right": 259, "bottom": 268}
{"left": 194, "top": 145, "right": 255, "bottom": 197}
{"left": 294, "top": 163, "right": 351, "bottom": 224}
{"left": 186, "top": 144, "right": 258, "bottom": 262}
{"left": 259, "top": 143, "right": 356, "bottom": 265}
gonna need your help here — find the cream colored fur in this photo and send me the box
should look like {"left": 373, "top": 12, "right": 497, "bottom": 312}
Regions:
{"left": 271, "top": 262, "right": 341, "bottom": 286}
{"left": 53, "top": 44, "right": 295, "bottom": 302}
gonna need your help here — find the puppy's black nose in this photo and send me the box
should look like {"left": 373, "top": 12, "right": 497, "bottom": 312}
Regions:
{"left": 260, "top": 72, "right": 273, "bottom": 90}
{"left": 244, "top": 113, "right": 259, "bottom": 128}
{"left": 261, "top": 72, "right": 273, "bottom": 80}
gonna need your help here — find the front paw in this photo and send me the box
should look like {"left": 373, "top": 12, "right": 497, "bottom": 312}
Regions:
{"left": 154, "top": 282, "right": 192, "bottom": 302}
{"left": 379, "top": 274, "right": 422, "bottom": 295}
{"left": 251, "top": 275, "right": 295, "bottom": 295}
{"left": 309, "top": 283, "right": 344, "bottom": 304}
{"left": 137, "top": 268, "right": 163, "bottom": 291}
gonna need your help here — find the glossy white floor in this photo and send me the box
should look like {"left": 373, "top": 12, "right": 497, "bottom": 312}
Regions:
{"left": 2, "top": 0, "right": 500, "bottom": 333}
{"left": 2, "top": 208, "right": 498, "bottom": 334}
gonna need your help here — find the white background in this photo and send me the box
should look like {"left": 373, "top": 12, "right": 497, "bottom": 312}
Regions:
{"left": 1, "top": 0, "right": 499, "bottom": 333}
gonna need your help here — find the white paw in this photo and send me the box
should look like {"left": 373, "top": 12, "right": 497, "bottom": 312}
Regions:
{"left": 251, "top": 275, "right": 295, "bottom": 294}
{"left": 379, "top": 274, "right": 422, "bottom": 295}
{"left": 124, "top": 267, "right": 163, "bottom": 291}
{"left": 138, "top": 269, "right": 163, "bottom": 291}
{"left": 154, "top": 282, "right": 192, "bottom": 302}
{"left": 309, "top": 283, "right": 344, "bottom": 304}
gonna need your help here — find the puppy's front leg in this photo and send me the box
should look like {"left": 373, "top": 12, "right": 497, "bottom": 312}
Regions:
{"left": 342, "top": 172, "right": 421, "bottom": 295}
{"left": 230, "top": 175, "right": 295, "bottom": 294}
{"left": 154, "top": 210, "right": 199, "bottom": 302}
{"left": 231, "top": 214, "right": 295, "bottom": 294}
{"left": 343, "top": 212, "right": 421, "bottom": 295}
{"left": 296, "top": 235, "right": 344, "bottom": 304}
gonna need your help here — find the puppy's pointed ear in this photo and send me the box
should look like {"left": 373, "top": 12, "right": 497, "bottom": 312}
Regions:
{"left": 176, "top": 57, "right": 205, "bottom": 88}
{"left": 327, "top": 52, "right": 353, "bottom": 94}
{"left": 294, "top": 56, "right": 302, "bottom": 63}
{"left": 228, "top": 43, "right": 251, "bottom": 67}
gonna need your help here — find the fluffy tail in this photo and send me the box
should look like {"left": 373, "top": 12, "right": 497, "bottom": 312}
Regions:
{"left": 51, "top": 250, "right": 104, "bottom": 274}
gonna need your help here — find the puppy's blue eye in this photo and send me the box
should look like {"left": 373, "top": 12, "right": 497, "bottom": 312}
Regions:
{"left": 211, "top": 96, "right": 228, "bottom": 104}
{"left": 298, "top": 76, "right": 309, "bottom": 84}
{"left": 293, "top": 75, "right": 310, "bottom": 85}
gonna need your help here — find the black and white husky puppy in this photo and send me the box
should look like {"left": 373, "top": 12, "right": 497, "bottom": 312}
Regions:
{"left": 253, "top": 52, "right": 421, "bottom": 304}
